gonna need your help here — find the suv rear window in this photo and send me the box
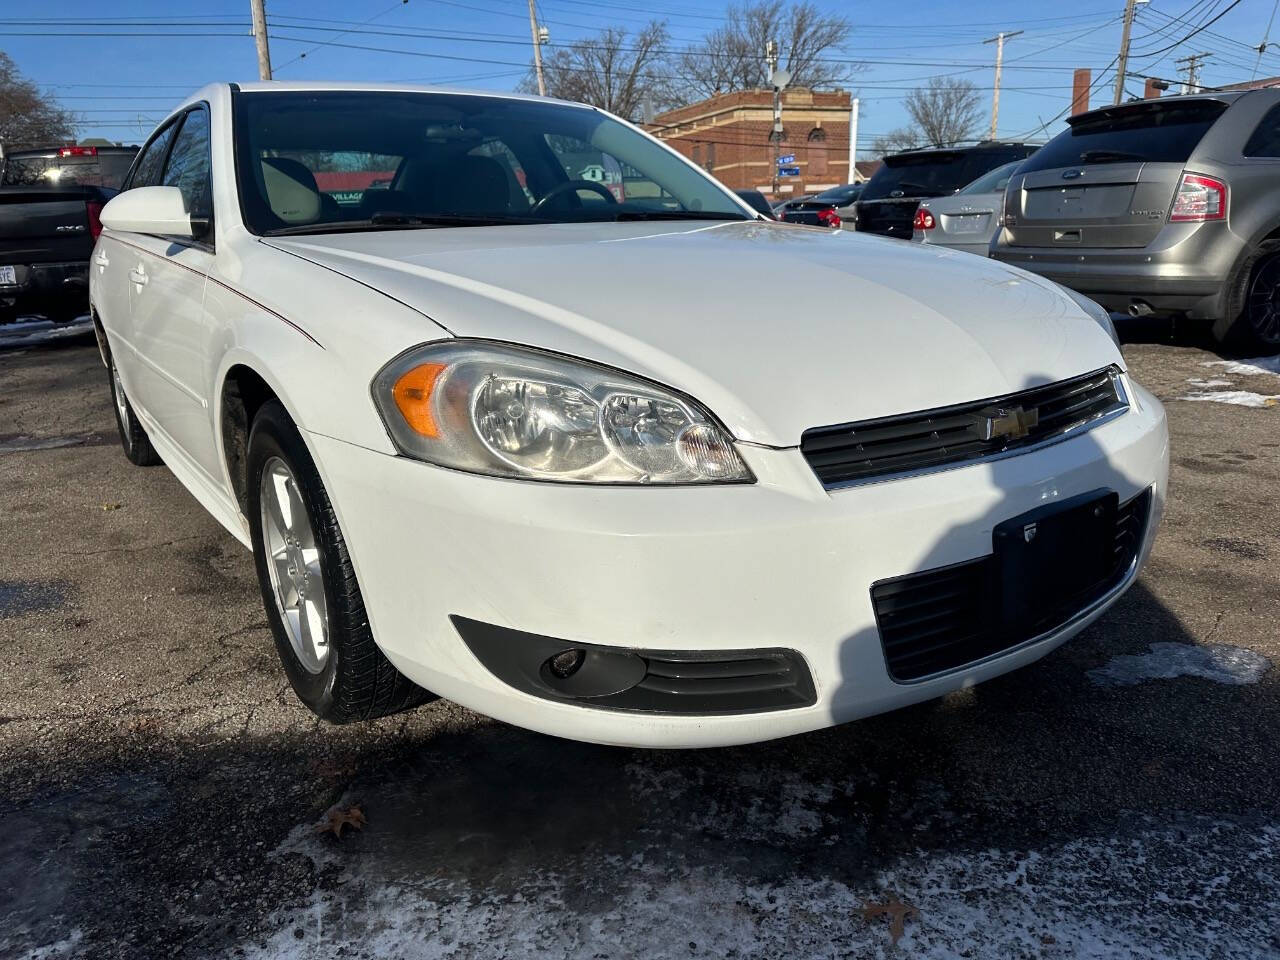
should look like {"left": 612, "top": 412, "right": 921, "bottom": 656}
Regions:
{"left": 1, "top": 151, "right": 136, "bottom": 190}
{"left": 860, "top": 148, "right": 1032, "bottom": 201}
{"left": 1019, "top": 99, "right": 1229, "bottom": 173}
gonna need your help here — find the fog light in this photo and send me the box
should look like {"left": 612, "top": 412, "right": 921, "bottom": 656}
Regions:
{"left": 548, "top": 648, "right": 586, "bottom": 679}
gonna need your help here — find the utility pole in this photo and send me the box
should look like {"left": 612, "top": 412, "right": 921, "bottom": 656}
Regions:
{"left": 848, "top": 97, "right": 859, "bottom": 183}
{"left": 983, "top": 30, "right": 1022, "bottom": 140}
{"left": 527, "top": 0, "right": 547, "bottom": 97}
{"left": 1176, "top": 52, "right": 1212, "bottom": 94}
{"left": 250, "top": 0, "right": 272, "bottom": 81}
{"left": 767, "top": 40, "right": 781, "bottom": 196}
{"left": 1113, "top": 0, "right": 1139, "bottom": 104}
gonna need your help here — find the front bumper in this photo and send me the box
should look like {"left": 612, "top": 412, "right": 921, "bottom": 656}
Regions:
{"left": 309, "top": 379, "right": 1168, "bottom": 748}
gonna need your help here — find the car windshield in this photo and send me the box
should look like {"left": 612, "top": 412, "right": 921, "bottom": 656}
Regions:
{"left": 234, "top": 91, "right": 749, "bottom": 235}
{"left": 957, "top": 160, "right": 1022, "bottom": 196}
{"left": 1018, "top": 99, "right": 1229, "bottom": 173}
{"left": 1, "top": 151, "right": 135, "bottom": 190}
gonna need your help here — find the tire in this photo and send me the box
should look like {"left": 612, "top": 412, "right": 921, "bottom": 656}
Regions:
{"left": 246, "top": 399, "right": 430, "bottom": 723}
{"left": 1214, "top": 247, "right": 1280, "bottom": 355}
{"left": 107, "top": 352, "right": 162, "bottom": 466}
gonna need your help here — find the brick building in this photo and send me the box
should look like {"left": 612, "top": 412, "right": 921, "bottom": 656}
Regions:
{"left": 648, "top": 89, "right": 855, "bottom": 197}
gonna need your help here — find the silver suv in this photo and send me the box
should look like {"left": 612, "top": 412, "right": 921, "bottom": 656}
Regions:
{"left": 991, "top": 91, "right": 1280, "bottom": 352}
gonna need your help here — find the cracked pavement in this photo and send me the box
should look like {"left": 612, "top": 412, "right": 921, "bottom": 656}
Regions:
{"left": 2, "top": 321, "right": 1279, "bottom": 959}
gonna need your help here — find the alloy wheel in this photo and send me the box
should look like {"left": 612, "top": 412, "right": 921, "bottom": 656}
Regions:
{"left": 1246, "top": 255, "right": 1280, "bottom": 345}
{"left": 111, "top": 360, "right": 132, "bottom": 450}
{"left": 259, "top": 456, "right": 330, "bottom": 673}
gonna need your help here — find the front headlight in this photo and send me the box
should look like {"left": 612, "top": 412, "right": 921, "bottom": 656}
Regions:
{"left": 372, "top": 341, "right": 754, "bottom": 485}
{"left": 1060, "top": 285, "right": 1121, "bottom": 350}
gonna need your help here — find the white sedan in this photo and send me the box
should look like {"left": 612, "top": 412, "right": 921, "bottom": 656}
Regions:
{"left": 90, "top": 82, "right": 1168, "bottom": 748}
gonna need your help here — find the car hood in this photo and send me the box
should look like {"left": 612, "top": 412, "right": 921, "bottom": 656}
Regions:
{"left": 264, "top": 220, "right": 1122, "bottom": 447}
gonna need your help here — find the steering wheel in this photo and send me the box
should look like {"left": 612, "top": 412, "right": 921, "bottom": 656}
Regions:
{"left": 530, "top": 179, "right": 618, "bottom": 214}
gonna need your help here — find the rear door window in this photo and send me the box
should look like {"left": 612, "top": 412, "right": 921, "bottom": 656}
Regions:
{"left": 1019, "top": 99, "right": 1229, "bottom": 173}
{"left": 1244, "top": 103, "right": 1280, "bottom": 157}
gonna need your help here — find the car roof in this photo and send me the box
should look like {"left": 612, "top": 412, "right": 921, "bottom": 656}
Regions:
{"left": 886, "top": 141, "right": 1034, "bottom": 160}
{"left": 3, "top": 145, "right": 138, "bottom": 157}
{"left": 176, "top": 81, "right": 594, "bottom": 114}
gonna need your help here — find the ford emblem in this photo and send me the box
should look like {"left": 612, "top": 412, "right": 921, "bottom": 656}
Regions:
{"left": 1062, "top": 169, "right": 1083, "bottom": 179}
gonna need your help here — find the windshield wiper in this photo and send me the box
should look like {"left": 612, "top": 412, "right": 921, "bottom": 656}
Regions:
{"left": 611, "top": 210, "right": 748, "bottom": 222}
{"left": 1079, "top": 149, "right": 1145, "bottom": 164}
{"left": 262, "top": 212, "right": 540, "bottom": 236}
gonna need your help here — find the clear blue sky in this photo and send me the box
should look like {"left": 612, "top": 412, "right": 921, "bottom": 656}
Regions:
{"left": 5, "top": 0, "right": 1279, "bottom": 156}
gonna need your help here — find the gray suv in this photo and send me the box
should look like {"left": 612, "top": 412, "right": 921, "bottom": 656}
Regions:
{"left": 991, "top": 91, "right": 1280, "bottom": 352}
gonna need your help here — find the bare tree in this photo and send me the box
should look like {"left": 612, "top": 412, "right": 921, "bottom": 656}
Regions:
{"left": 677, "top": 1, "right": 855, "bottom": 100}
{"left": 520, "top": 23, "right": 672, "bottom": 121}
{"left": 871, "top": 77, "right": 983, "bottom": 157}
{"left": 0, "top": 52, "right": 77, "bottom": 151}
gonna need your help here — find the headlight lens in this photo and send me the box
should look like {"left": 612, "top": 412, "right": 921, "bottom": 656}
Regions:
{"left": 372, "top": 341, "right": 754, "bottom": 484}
{"left": 1060, "top": 285, "right": 1121, "bottom": 349}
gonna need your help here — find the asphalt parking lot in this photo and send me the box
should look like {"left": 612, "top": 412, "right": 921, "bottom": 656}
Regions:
{"left": 2, "top": 320, "right": 1279, "bottom": 960}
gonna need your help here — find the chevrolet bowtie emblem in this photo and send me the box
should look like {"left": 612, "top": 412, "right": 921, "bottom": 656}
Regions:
{"left": 974, "top": 404, "right": 1039, "bottom": 442}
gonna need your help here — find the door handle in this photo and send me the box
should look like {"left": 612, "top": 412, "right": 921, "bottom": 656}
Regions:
{"left": 128, "top": 266, "right": 148, "bottom": 287}
{"left": 94, "top": 251, "right": 110, "bottom": 268}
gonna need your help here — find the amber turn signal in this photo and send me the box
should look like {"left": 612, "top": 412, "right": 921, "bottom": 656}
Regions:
{"left": 391, "top": 363, "right": 447, "bottom": 437}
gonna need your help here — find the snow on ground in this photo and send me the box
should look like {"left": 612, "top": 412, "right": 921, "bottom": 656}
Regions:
{"left": 1178, "top": 390, "right": 1280, "bottom": 408}
{"left": 1203, "top": 355, "right": 1280, "bottom": 378}
{"left": 235, "top": 785, "right": 1280, "bottom": 959}
{"left": 1089, "top": 642, "right": 1271, "bottom": 687}
{"left": 1179, "top": 356, "right": 1280, "bottom": 406}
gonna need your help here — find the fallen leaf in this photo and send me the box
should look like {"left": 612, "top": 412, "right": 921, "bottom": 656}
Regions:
{"left": 860, "top": 896, "right": 920, "bottom": 945}
{"left": 316, "top": 804, "right": 367, "bottom": 839}
{"left": 102, "top": 503, "right": 122, "bottom": 511}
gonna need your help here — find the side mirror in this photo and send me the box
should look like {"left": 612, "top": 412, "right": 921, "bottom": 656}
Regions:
{"left": 100, "top": 186, "right": 201, "bottom": 239}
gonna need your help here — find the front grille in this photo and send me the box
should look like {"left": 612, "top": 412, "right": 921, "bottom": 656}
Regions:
{"left": 801, "top": 367, "right": 1128, "bottom": 487}
{"left": 871, "top": 489, "right": 1150, "bottom": 682}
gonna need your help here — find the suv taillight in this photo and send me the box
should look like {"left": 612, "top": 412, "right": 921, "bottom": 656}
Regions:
{"left": 85, "top": 201, "right": 104, "bottom": 240}
{"left": 1169, "top": 173, "right": 1226, "bottom": 222}
{"left": 913, "top": 207, "right": 935, "bottom": 231}
{"left": 816, "top": 207, "right": 841, "bottom": 228}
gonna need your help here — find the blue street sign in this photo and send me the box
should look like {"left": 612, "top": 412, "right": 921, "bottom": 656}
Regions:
{"left": 777, "top": 154, "right": 796, "bottom": 164}
{"left": 778, "top": 165, "right": 801, "bottom": 177}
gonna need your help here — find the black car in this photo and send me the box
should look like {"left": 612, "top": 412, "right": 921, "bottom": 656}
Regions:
{"left": 856, "top": 143, "right": 1038, "bottom": 239}
{"left": 0, "top": 145, "right": 138, "bottom": 323}
{"left": 779, "top": 183, "right": 863, "bottom": 227}
{"left": 734, "top": 189, "right": 776, "bottom": 219}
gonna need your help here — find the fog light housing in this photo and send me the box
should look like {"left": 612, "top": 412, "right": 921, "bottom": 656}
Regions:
{"left": 547, "top": 648, "right": 586, "bottom": 679}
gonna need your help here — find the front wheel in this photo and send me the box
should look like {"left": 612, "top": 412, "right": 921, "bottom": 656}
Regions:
{"left": 246, "top": 400, "right": 431, "bottom": 723}
{"left": 1216, "top": 250, "right": 1280, "bottom": 354}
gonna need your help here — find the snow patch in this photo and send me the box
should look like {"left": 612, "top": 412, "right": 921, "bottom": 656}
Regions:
{"left": 1089, "top": 642, "right": 1270, "bottom": 687}
{"left": 1178, "top": 390, "right": 1280, "bottom": 408}
{"left": 1203, "top": 355, "right": 1280, "bottom": 378}
{"left": 1185, "top": 378, "right": 1233, "bottom": 388}
{"left": 235, "top": 819, "right": 1280, "bottom": 959}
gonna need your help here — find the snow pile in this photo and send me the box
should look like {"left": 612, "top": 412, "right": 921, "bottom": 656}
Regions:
{"left": 1179, "top": 356, "right": 1280, "bottom": 406}
{"left": 1089, "top": 642, "right": 1270, "bottom": 687}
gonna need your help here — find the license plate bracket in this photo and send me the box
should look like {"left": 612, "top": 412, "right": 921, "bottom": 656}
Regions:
{"left": 993, "top": 490, "right": 1117, "bottom": 638}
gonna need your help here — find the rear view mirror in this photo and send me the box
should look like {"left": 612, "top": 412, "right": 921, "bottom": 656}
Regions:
{"left": 100, "top": 186, "right": 202, "bottom": 239}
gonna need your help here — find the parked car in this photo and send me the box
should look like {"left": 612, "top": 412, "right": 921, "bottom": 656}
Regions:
{"left": 0, "top": 145, "right": 137, "bottom": 323}
{"left": 772, "top": 193, "right": 812, "bottom": 216}
{"left": 856, "top": 142, "right": 1038, "bottom": 240}
{"left": 734, "top": 189, "right": 776, "bottom": 219}
{"left": 911, "top": 160, "right": 1024, "bottom": 254}
{"left": 992, "top": 91, "right": 1280, "bottom": 352}
{"left": 91, "top": 83, "right": 1167, "bottom": 748}
{"left": 779, "top": 183, "right": 862, "bottom": 228}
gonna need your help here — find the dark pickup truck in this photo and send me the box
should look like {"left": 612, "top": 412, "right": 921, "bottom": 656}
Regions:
{"left": 0, "top": 146, "right": 137, "bottom": 323}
